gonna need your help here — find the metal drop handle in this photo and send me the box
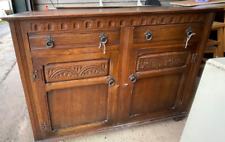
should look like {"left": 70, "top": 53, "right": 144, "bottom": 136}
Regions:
{"left": 45, "top": 36, "right": 55, "bottom": 48}
{"left": 99, "top": 33, "right": 108, "bottom": 54}
{"left": 144, "top": 30, "right": 153, "bottom": 41}
{"left": 108, "top": 77, "right": 115, "bottom": 86}
{"left": 185, "top": 27, "right": 196, "bottom": 49}
{"left": 129, "top": 74, "right": 137, "bottom": 83}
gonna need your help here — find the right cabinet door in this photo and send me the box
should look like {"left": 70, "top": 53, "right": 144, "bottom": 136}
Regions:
{"left": 123, "top": 23, "right": 202, "bottom": 123}
{"left": 129, "top": 51, "right": 192, "bottom": 119}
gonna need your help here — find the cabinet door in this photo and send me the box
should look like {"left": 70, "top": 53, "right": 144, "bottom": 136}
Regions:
{"left": 118, "top": 25, "right": 199, "bottom": 123}
{"left": 130, "top": 51, "right": 191, "bottom": 116}
{"left": 31, "top": 51, "right": 119, "bottom": 138}
{"left": 125, "top": 49, "right": 195, "bottom": 123}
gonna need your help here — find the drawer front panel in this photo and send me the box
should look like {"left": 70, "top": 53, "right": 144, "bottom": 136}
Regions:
{"left": 28, "top": 29, "right": 120, "bottom": 50}
{"left": 136, "top": 51, "right": 188, "bottom": 72}
{"left": 133, "top": 23, "right": 202, "bottom": 44}
{"left": 44, "top": 60, "right": 109, "bottom": 83}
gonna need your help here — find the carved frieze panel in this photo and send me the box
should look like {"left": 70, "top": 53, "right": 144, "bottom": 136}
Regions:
{"left": 44, "top": 60, "right": 109, "bottom": 83}
{"left": 26, "top": 14, "right": 205, "bottom": 32}
{"left": 136, "top": 52, "right": 188, "bottom": 71}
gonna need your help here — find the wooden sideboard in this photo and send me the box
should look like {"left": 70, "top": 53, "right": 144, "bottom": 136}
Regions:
{"left": 2, "top": 7, "right": 220, "bottom": 141}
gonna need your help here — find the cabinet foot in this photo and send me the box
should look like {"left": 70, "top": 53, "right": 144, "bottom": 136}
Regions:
{"left": 173, "top": 116, "right": 185, "bottom": 122}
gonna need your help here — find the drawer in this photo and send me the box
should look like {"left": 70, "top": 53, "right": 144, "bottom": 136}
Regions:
{"left": 28, "top": 29, "right": 120, "bottom": 51}
{"left": 133, "top": 23, "right": 202, "bottom": 44}
{"left": 44, "top": 59, "right": 109, "bottom": 83}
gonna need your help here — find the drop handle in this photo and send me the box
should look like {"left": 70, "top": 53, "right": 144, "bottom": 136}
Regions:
{"left": 99, "top": 33, "right": 108, "bottom": 54}
{"left": 144, "top": 30, "right": 153, "bottom": 41}
{"left": 45, "top": 36, "right": 55, "bottom": 48}
{"left": 129, "top": 74, "right": 137, "bottom": 83}
{"left": 185, "top": 27, "right": 196, "bottom": 49}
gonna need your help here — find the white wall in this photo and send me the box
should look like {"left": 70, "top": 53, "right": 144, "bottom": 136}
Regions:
{"left": 0, "top": 1, "right": 11, "bottom": 10}
{"left": 0, "top": 1, "right": 11, "bottom": 19}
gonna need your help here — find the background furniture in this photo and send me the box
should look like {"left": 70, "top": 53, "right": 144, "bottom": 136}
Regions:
{"left": 180, "top": 58, "right": 225, "bottom": 142}
{"left": 206, "top": 22, "right": 225, "bottom": 57}
{"left": 201, "top": 21, "right": 225, "bottom": 68}
{"left": 145, "top": 0, "right": 161, "bottom": 6}
{"left": 171, "top": 0, "right": 225, "bottom": 7}
{"left": 206, "top": 22, "right": 225, "bottom": 58}
{"left": 2, "top": 7, "right": 219, "bottom": 141}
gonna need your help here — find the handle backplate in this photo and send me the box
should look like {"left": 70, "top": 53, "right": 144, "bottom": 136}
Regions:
{"left": 99, "top": 33, "right": 108, "bottom": 54}
{"left": 45, "top": 36, "right": 55, "bottom": 48}
{"left": 99, "top": 33, "right": 108, "bottom": 43}
{"left": 144, "top": 30, "right": 153, "bottom": 41}
{"left": 108, "top": 77, "right": 115, "bottom": 86}
{"left": 185, "top": 27, "right": 196, "bottom": 49}
{"left": 129, "top": 74, "right": 137, "bottom": 83}
{"left": 186, "top": 27, "right": 193, "bottom": 36}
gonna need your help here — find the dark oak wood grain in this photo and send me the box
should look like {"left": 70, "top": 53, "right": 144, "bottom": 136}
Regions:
{"left": 48, "top": 84, "right": 108, "bottom": 130}
{"left": 2, "top": 7, "right": 220, "bottom": 141}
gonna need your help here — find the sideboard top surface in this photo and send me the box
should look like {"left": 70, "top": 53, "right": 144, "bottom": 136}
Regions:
{"left": 2, "top": 6, "right": 222, "bottom": 21}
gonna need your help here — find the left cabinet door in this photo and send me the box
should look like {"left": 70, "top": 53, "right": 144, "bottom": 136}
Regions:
{"left": 31, "top": 51, "right": 119, "bottom": 138}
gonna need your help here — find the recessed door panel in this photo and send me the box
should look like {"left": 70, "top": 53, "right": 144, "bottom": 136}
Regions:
{"left": 48, "top": 84, "right": 108, "bottom": 130}
{"left": 130, "top": 73, "right": 182, "bottom": 116}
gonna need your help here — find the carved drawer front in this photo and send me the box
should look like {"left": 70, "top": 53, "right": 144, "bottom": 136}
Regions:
{"left": 44, "top": 60, "right": 109, "bottom": 83}
{"left": 28, "top": 29, "right": 120, "bottom": 51}
{"left": 136, "top": 51, "right": 188, "bottom": 72}
{"left": 133, "top": 23, "right": 202, "bottom": 44}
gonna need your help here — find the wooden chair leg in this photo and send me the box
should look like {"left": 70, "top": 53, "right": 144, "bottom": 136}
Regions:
{"left": 213, "top": 48, "right": 218, "bottom": 58}
{"left": 202, "top": 57, "right": 208, "bottom": 63}
{"left": 224, "top": 27, "right": 225, "bottom": 54}
{"left": 217, "top": 27, "right": 224, "bottom": 57}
